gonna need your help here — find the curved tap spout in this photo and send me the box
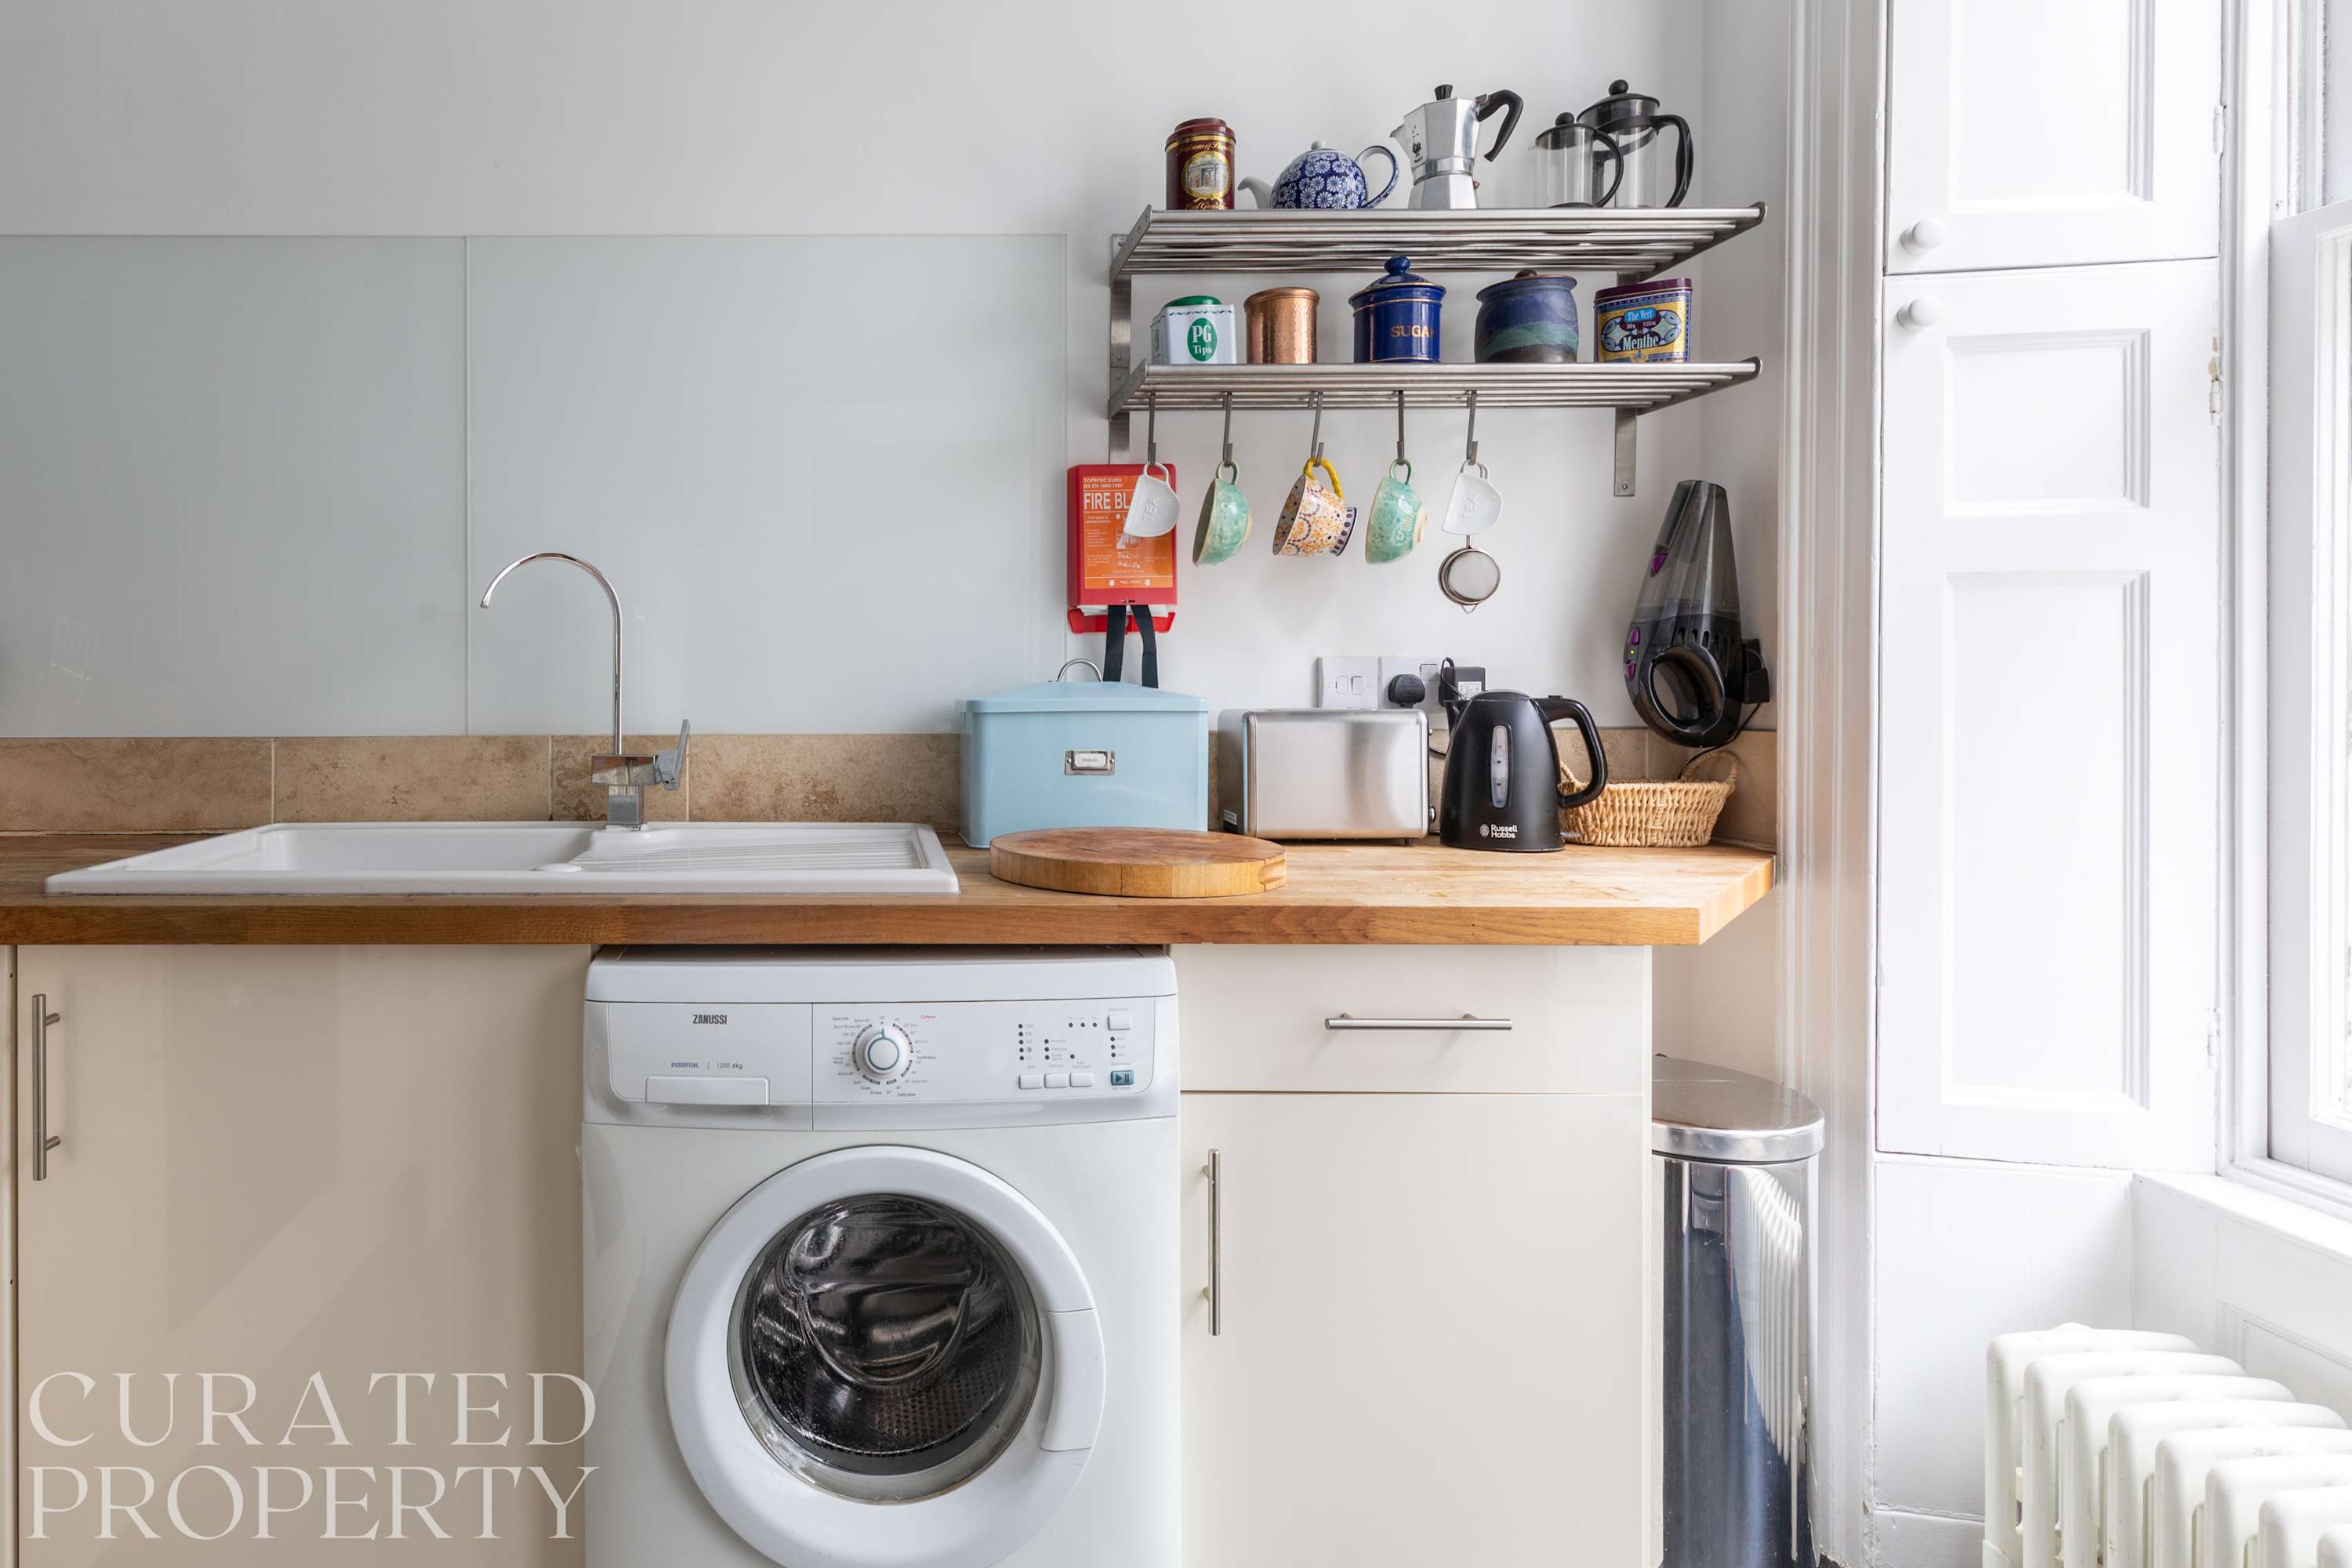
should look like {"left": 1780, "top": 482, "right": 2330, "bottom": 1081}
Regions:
{"left": 479, "top": 552, "right": 623, "bottom": 753}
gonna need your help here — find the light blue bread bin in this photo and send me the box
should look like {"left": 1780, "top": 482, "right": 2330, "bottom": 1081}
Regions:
{"left": 960, "top": 679, "right": 1210, "bottom": 848}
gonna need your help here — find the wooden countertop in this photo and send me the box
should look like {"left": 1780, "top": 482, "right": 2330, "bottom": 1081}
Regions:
{"left": 0, "top": 834, "right": 1773, "bottom": 946}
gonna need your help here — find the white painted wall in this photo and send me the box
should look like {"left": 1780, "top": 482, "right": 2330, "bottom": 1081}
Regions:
{"left": 1653, "top": 0, "right": 1792, "bottom": 1084}
{"left": 0, "top": 0, "right": 1779, "bottom": 737}
{"left": 2133, "top": 1178, "right": 2352, "bottom": 1421}
{"left": 1874, "top": 1159, "right": 2139, "bottom": 1568}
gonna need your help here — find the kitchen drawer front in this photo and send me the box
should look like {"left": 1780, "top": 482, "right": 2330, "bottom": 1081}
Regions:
{"left": 1173, "top": 943, "right": 1648, "bottom": 1094}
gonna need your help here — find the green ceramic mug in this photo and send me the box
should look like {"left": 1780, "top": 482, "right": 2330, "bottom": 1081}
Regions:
{"left": 1193, "top": 460, "right": 1252, "bottom": 564}
{"left": 1364, "top": 459, "right": 1427, "bottom": 564}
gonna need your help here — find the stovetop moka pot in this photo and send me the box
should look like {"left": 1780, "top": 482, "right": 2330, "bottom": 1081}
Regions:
{"left": 1438, "top": 688, "right": 1608, "bottom": 851}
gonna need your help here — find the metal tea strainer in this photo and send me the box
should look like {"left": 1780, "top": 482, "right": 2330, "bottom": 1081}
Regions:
{"left": 1438, "top": 394, "right": 1501, "bottom": 611}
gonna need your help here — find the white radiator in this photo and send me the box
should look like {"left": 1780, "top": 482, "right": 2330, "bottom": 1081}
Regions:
{"left": 2207, "top": 1460, "right": 2352, "bottom": 1568}
{"left": 2063, "top": 1378, "right": 2299, "bottom": 1568}
{"left": 2155, "top": 1443, "right": 2352, "bottom": 1568}
{"left": 2260, "top": 1491, "right": 2352, "bottom": 1568}
{"left": 1987, "top": 1327, "right": 2352, "bottom": 1568}
{"left": 2120, "top": 1406, "right": 2350, "bottom": 1568}
{"left": 2025, "top": 1353, "right": 2249, "bottom": 1568}
{"left": 1991, "top": 1330, "right": 2203, "bottom": 1568}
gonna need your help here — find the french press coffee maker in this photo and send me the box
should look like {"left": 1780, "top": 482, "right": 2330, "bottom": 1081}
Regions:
{"left": 1530, "top": 116, "right": 1624, "bottom": 208}
{"left": 1574, "top": 79, "right": 1693, "bottom": 209}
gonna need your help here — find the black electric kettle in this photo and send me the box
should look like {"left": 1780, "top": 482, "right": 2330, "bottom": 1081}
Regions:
{"left": 1439, "top": 684, "right": 1608, "bottom": 852}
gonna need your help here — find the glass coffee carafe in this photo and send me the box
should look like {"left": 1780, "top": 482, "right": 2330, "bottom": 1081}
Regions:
{"left": 1530, "top": 116, "right": 1624, "bottom": 208}
{"left": 1574, "top": 79, "right": 1693, "bottom": 209}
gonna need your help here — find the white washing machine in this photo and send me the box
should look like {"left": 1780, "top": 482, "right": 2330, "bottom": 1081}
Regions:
{"left": 582, "top": 946, "right": 1179, "bottom": 1568}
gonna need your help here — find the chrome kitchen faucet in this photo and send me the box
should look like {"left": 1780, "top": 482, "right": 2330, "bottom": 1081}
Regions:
{"left": 478, "top": 552, "right": 687, "bottom": 829}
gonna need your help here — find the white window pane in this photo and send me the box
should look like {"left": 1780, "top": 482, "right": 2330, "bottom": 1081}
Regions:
{"left": 2270, "top": 197, "right": 2352, "bottom": 1182}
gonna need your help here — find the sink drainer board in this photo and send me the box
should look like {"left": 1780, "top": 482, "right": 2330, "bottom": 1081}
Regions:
{"left": 45, "top": 822, "right": 961, "bottom": 896}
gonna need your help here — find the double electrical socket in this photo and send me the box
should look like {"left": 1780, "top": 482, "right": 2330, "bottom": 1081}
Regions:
{"left": 1314, "top": 655, "right": 1448, "bottom": 718}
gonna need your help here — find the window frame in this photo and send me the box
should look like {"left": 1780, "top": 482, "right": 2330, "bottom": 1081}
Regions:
{"left": 2230, "top": 0, "right": 2352, "bottom": 1216}
{"left": 2264, "top": 195, "right": 2352, "bottom": 1189}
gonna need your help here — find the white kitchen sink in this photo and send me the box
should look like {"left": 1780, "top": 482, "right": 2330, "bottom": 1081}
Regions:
{"left": 45, "top": 822, "right": 961, "bottom": 895}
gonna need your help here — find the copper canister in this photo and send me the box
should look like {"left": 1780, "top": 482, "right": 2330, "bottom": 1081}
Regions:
{"left": 1245, "top": 286, "right": 1319, "bottom": 364}
{"left": 1165, "top": 118, "right": 1236, "bottom": 209}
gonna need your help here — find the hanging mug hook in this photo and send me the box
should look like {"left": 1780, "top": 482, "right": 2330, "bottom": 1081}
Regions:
{"left": 1464, "top": 390, "right": 1480, "bottom": 468}
{"left": 1145, "top": 394, "right": 1160, "bottom": 469}
{"left": 1396, "top": 389, "right": 1407, "bottom": 467}
{"left": 1219, "top": 393, "right": 1236, "bottom": 482}
{"left": 1308, "top": 392, "right": 1325, "bottom": 464}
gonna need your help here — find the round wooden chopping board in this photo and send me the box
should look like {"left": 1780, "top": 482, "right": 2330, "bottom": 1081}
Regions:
{"left": 987, "top": 828, "right": 1287, "bottom": 898}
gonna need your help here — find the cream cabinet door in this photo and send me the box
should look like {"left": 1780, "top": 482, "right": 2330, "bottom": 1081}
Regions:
{"left": 1886, "top": 0, "right": 2220, "bottom": 272}
{"left": 1877, "top": 261, "right": 2220, "bottom": 1169}
{"left": 14, "top": 946, "right": 590, "bottom": 1565}
{"left": 1180, "top": 1091, "right": 1648, "bottom": 1567}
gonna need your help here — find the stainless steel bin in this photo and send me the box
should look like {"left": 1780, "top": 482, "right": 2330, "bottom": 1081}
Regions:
{"left": 1654, "top": 1054, "right": 1826, "bottom": 1568}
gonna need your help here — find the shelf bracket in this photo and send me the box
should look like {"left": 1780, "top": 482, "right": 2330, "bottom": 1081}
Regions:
{"left": 1108, "top": 234, "right": 1133, "bottom": 460}
{"left": 1613, "top": 408, "right": 1637, "bottom": 498}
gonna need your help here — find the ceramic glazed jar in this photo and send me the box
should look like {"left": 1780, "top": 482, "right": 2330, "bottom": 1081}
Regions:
{"left": 1473, "top": 271, "right": 1580, "bottom": 363}
{"left": 1349, "top": 256, "right": 1444, "bottom": 364}
{"left": 1165, "top": 118, "right": 1236, "bottom": 209}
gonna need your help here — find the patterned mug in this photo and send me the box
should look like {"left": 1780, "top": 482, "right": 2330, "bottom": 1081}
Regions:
{"left": 1193, "top": 461, "right": 1252, "bottom": 564}
{"left": 1272, "top": 456, "right": 1352, "bottom": 556}
{"left": 1364, "top": 460, "right": 1427, "bottom": 564}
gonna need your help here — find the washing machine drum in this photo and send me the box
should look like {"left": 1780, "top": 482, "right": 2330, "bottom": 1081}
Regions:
{"left": 739, "top": 1195, "right": 1036, "bottom": 1488}
{"left": 668, "top": 1147, "right": 1107, "bottom": 1568}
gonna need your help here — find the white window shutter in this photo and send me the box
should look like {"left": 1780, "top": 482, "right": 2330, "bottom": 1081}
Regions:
{"left": 1878, "top": 260, "right": 2220, "bottom": 1170}
{"left": 1886, "top": 0, "right": 2222, "bottom": 273}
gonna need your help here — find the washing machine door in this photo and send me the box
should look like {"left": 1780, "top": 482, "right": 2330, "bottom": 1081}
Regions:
{"left": 666, "top": 1145, "right": 1106, "bottom": 1568}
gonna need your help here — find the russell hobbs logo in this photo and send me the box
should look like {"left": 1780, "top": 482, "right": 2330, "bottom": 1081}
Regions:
{"left": 691, "top": 1013, "right": 728, "bottom": 1025}
{"left": 1483, "top": 822, "right": 1517, "bottom": 840}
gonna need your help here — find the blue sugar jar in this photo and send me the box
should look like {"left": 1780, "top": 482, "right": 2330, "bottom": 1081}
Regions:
{"left": 1349, "top": 255, "right": 1445, "bottom": 364}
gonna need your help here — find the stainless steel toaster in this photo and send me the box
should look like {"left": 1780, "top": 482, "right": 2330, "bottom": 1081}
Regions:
{"left": 1216, "top": 708, "right": 1431, "bottom": 840}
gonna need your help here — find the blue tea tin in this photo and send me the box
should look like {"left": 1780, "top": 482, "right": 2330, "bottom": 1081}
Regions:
{"left": 1350, "top": 255, "right": 1445, "bottom": 364}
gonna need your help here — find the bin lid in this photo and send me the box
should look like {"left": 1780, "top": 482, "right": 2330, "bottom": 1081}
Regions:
{"left": 1651, "top": 1054, "right": 1824, "bottom": 1163}
{"left": 961, "top": 679, "right": 1208, "bottom": 716}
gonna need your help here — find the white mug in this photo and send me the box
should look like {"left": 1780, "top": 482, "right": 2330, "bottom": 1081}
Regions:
{"left": 1120, "top": 463, "right": 1181, "bottom": 539}
{"left": 1442, "top": 461, "right": 1503, "bottom": 535}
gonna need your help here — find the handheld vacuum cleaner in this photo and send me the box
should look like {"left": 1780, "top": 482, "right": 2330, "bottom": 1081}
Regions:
{"left": 1624, "top": 480, "right": 1770, "bottom": 750}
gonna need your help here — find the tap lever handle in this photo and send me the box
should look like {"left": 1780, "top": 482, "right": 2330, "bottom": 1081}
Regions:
{"left": 655, "top": 720, "right": 690, "bottom": 790}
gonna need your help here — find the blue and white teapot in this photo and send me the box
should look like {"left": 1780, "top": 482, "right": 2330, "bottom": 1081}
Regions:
{"left": 1238, "top": 141, "right": 1400, "bottom": 210}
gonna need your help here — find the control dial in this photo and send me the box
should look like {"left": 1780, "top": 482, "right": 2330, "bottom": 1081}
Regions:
{"left": 852, "top": 1023, "right": 913, "bottom": 1083}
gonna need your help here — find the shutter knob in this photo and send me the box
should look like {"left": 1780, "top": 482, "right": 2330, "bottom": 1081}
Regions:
{"left": 1901, "top": 217, "right": 1948, "bottom": 253}
{"left": 1897, "top": 296, "right": 1946, "bottom": 331}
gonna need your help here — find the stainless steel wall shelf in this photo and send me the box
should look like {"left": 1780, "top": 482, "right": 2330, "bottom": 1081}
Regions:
{"left": 1103, "top": 203, "right": 1769, "bottom": 496}
{"left": 1109, "top": 360, "right": 1759, "bottom": 414}
{"left": 1109, "top": 203, "right": 1767, "bottom": 285}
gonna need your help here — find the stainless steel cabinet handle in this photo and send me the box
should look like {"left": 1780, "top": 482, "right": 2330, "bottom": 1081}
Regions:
{"left": 1204, "top": 1149, "right": 1221, "bottom": 1338}
{"left": 1323, "top": 1013, "right": 1512, "bottom": 1031}
{"left": 31, "top": 994, "right": 61, "bottom": 1181}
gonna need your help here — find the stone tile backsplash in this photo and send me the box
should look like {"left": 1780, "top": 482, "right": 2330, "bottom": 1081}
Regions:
{"left": 274, "top": 735, "right": 552, "bottom": 823}
{"left": 0, "top": 728, "right": 1776, "bottom": 847}
{"left": 0, "top": 737, "right": 272, "bottom": 833}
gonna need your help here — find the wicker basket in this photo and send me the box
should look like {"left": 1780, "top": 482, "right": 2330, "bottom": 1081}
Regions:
{"left": 1559, "top": 750, "right": 1738, "bottom": 848}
